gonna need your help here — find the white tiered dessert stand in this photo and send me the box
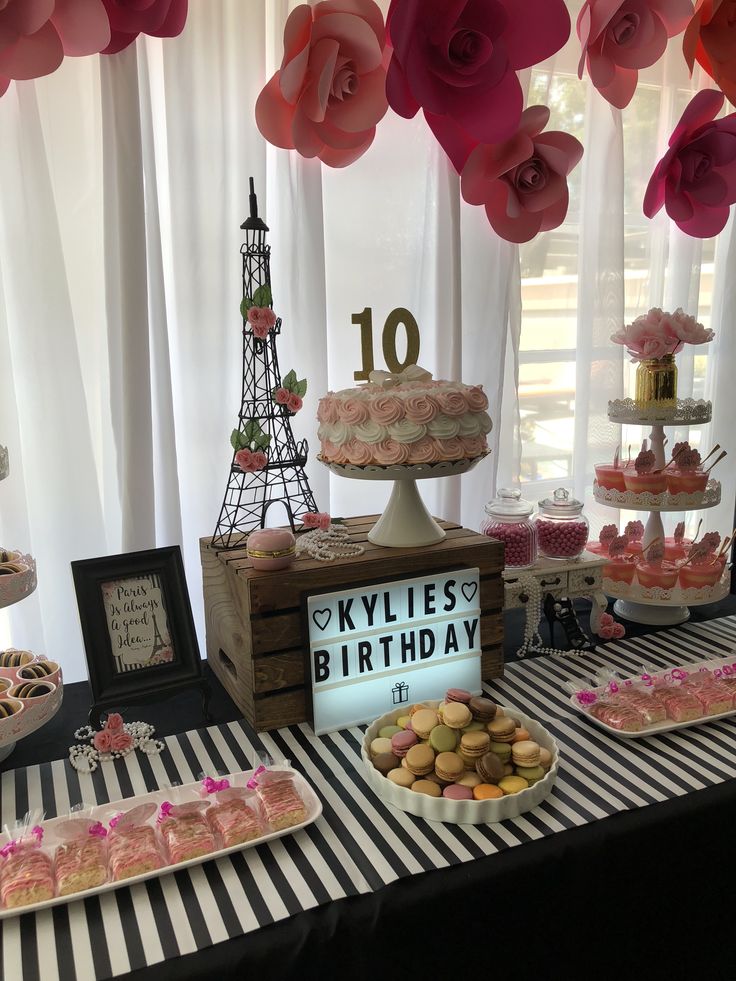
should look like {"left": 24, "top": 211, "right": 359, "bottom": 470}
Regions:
{"left": 593, "top": 399, "right": 727, "bottom": 625}
{"left": 320, "top": 453, "right": 489, "bottom": 547}
{"left": 0, "top": 444, "right": 63, "bottom": 761}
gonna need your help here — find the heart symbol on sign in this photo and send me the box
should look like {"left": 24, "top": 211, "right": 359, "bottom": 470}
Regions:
{"left": 312, "top": 609, "right": 332, "bottom": 631}
{"left": 461, "top": 582, "right": 478, "bottom": 603}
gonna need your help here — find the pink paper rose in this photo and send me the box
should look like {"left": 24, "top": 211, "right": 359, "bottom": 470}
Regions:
{"left": 105, "top": 712, "right": 124, "bottom": 731}
{"left": 248, "top": 307, "right": 276, "bottom": 341}
{"left": 236, "top": 448, "right": 267, "bottom": 473}
{"left": 598, "top": 625, "right": 615, "bottom": 639}
{"left": 461, "top": 105, "right": 583, "bottom": 244}
{"left": 111, "top": 731, "right": 133, "bottom": 752}
{"left": 251, "top": 451, "right": 268, "bottom": 471}
{"left": 93, "top": 729, "right": 113, "bottom": 753}
{"left": 684, "top": 0, "right": 736, "bottom": 107}
{"left": 670, "top": 308, "right": 714, "bottom": 344}
{"left": 612, "top": 623, "right": 626, "bottom": 639}
{"left": 101, "top": 0, "right": 188, "bottom": 55}
{"left": 644, "top": 89, "right": 736, "bottom": 238}
{"left": 275, "top": 387, "right": 290, "bottom": 405}
{"left": 287, "top": 393, "right": 303, "bottom": 413}
{"left": 303, "top": 511, "right": 331, "bottom": 530}
{"left": 599, "top": 612, "right": 615, "bottom": 626}
{"left": 0, "top": 0, "right": 111, "bottom": 94}
{"left": 577, "top": 0, "right": 693, "bottom": 110}
{"left": 256, "top": 0, "right": 389, "bottom": 168}
{"left": 386, "top": 0, "right": 571, "bottom": 172}
{"left": 611, "top": 308, "right": 689, "bottom": 360}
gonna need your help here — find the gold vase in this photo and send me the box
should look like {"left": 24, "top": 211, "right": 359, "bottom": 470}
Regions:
{"left": 635, "top": 355, "right": 677, "bottom": 408}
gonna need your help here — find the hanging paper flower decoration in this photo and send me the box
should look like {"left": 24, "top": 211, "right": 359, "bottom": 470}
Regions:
{"left": 386, "top": 0, "right": 571, "bottom": 172}
{"left": 684, "top": 0, "right": 736, "bottom": 106}
{"left": 460, "top": 106, "right": 584, "bottom": 243}
{"left": 577, "top": 0, "right": 694, "bottom": 109}
{"left": 231, "top": 421, "right": 270, "bottom": 474}
{"left": 255, "top": 0, "right": 389, "bottom": 168}
{"left": 0, "top": 0, "right": 111, "bottom": 96}
{"left": 643, "top": 88, "right": 736, "bottom": 237}
{"left": 100, "top": 0, "right": 188, "bottom": 55}
{"left": 274, "top": 369, "right": 307, "bottom": 414}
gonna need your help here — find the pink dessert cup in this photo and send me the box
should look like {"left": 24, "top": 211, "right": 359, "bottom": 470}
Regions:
{"left": 624, "top": 541, "right": 644, "bottom": 557}
{"left": 636, "top": 561, "right": 679, "bottom": 590}
{"left": 679, "top": 560, "right": 725, "bottom": 590}
{"left": 664, "top": 537, "right": 692, "bottom": 561}
{"left": 623, "top": 471, "right": 668, "bottom": 496}
{"left": 595, "top": 464, "right": 627, "bottom": 492}
{"left": 665, "top": 470, "right": 709, "bottom": 496}
{"left": 603, "top": 558, "right": 636, "bottom": 585}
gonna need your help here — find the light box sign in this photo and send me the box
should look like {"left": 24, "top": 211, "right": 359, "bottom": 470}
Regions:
{"left": 307, "top": 568, "right": 482, "bottom": 735}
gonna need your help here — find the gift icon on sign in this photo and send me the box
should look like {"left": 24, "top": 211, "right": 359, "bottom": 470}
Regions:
{"left": 392, "top": 682, "right": 409, "bottom": 705}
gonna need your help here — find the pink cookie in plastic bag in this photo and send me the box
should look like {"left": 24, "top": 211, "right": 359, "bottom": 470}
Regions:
{"left": 207, "top": 789, "right": 265, "bottom": 848}
{"left": 662, "top": 690, "right": 702, "bottom": 723}
{"left": 108, "top": 804, "right": 164, "bottom": 881}
{"left": 158, "top": 801, "right": 216, "bottom": 865}
{"left": 255, "top": 771, "right": 308, "bottom": 831}
{"left": 53, "top": 819, "right": 108, "bottom": 896}
{"left": 613, "top": 689, "right": 667, "bottom": 726}
{"left": 0, "top": 833, "right": 54, "bottom": 909}
{"left": 589, "top": 701, "right": 645, "bottom": 732}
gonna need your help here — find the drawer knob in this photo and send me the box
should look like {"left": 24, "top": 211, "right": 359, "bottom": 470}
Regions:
{"left": 519, "top": 592, "right": 529, "bottom": 604}
{"left": 584, "top": 575, "right": 595, "bottom": 585}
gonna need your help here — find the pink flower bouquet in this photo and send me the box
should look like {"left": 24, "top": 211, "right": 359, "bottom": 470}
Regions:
{"left": 611, "top": 307, "right": 713, "bottom": 361}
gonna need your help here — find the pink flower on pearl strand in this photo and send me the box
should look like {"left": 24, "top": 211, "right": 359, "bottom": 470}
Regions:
{"left": 303, "top": 511, "right": 331, "bottom": 531}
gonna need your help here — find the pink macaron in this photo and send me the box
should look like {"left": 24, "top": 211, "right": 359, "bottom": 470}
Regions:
{"left": 391, "top": 730, "right": 418, "bottom": 758}
{"left": 445, "top": 688, "right": 472, "bottom": 704}
{"left": 443, "top": 784, "right": 474, "bottom": 800}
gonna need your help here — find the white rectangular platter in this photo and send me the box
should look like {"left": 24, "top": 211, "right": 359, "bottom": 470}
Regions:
{"left": 570, "top": 654, "right": 736, "bottom": 739}
{"left": 0, "top": 766, "right": 322, "bottom": 920}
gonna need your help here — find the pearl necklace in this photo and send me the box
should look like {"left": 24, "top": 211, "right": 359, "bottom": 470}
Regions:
{"left": 515, "top": 573, "right": 559, "bottom": 659}
{"left": 296, "top": 525, "right": 365, "bottom": 562}
{"left": 69, "top": 720, "right": 165, "bottom": 773}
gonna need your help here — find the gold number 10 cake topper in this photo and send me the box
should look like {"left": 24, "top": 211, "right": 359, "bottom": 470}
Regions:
{"left": 352, "top": 307, "right": 421, "bottom": 381}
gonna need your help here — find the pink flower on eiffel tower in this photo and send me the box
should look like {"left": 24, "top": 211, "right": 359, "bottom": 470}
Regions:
{"left": 287, "top": 393, "right": 303, "bottom": 413}
{"left": 235, "top": 449, "right": 267, "bottom": 473}
{"left": 248, "top": 306, "right": 276, "bottom": 340}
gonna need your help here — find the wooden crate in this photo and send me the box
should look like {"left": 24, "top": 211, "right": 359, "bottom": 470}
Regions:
{"left": 200, "top": 516, "right": 505, "bottom": 731}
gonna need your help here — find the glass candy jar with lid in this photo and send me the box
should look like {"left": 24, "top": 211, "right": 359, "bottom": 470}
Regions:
{"left": 533, "top": 488, "right": 589, "bottom": 559}
{"left": 481, "top": 489, "right": 538, "bottom": 569}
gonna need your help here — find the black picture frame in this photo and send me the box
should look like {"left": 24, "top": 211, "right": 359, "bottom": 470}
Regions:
{"left": 72, "top": 546, "right": 211, "bottom": 727}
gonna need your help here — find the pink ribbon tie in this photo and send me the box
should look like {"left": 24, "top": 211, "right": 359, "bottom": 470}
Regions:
{"left": 246, "top": 765, "right": 266, "bottom": 789}
{"left": 202, "top": 777, "right": 230, "bottom": 794}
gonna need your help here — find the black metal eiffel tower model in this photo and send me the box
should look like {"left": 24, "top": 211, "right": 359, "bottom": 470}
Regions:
{"left": 211, "top": 180, "right": 318, "bottom": 549}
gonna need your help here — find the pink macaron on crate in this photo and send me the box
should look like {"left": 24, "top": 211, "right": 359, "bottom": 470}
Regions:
{"left": 361, "top": 688, "right": 559, "bottom": 824}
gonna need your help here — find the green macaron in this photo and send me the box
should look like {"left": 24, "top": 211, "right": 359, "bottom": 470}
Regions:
{"left": 429, "top": 724, "right": 459, "bottom": 753}
{"left": 515, "top": 764, "right": 546, "bottom": 785}
{"left": 488, "top": 741, "right": 512, "bottom": 762}
{"left": 378, "top": 725, "right": 403, "bottom": 739}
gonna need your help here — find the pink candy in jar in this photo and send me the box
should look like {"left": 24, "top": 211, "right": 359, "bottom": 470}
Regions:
{"left": 481, "top": 489, "right": 537, "bottom": 570}
{"left": 533, "top": 488, "right": 589, "bottom": 560}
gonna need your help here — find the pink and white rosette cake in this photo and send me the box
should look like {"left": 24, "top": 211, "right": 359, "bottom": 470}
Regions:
{"left": 317, "top": 365, "right": 492, "bottom": 467}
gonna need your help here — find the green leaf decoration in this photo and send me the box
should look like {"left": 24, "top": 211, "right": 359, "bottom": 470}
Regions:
{"left": 255, "top": 432, "right": 271, "bottom": 451}
{"left": 282, "top": 369, "right": 297, "bottom": 392}
{"left": 295, "top": 378, "right": 308, "bottom": 398}
{"left": 240, "top": 297, "right": 253, "bottom": 319}
{"left": 252, "top": 284, "right": 272, "bottom": 308}
{"left": 231, "top": 429, "right": 245, "bottom": 451}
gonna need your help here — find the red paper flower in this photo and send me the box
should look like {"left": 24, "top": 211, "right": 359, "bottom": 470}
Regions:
{"left": 643, "top": 88, "right": 736, "bottom": 238}
{"left": 256, "top": 0, "right": 389, "bottom": 168}
{"left": 0, "top": 0, "right": 111, "bottom": 93}
{"left": 386, "top": 0, "right": 571, "bottom": 172}
{"left": 684, "top": 0, "right": 736, "bottom": 106}
{"left": 577, "top": 0, "right": 693, "bottom": 109}
{"left": 460, "top": 106, "right": 583, "bottom": 243}
{"left": 101, "top": 0, "right": 188, "bottom": 55}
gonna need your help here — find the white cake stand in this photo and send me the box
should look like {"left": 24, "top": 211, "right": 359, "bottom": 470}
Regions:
{"left": 320, "top": 453, "right": 490, "bottom": 548}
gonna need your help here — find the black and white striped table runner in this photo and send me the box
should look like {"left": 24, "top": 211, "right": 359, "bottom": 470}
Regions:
{"left": 3, "top": 615, "right": 736, "bottom": 981}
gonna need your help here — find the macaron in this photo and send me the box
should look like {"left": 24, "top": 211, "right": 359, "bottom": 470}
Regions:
{"left": 391, "top": 729, "right": 418, "bottom": 758}
{"left": 445, "top": 688, "right": 472, "bottom": 704}
{"left": 515, "top": 765, "right": 545, "bottom": 786}
{"left": 443, "top": 784, "right": 474, "bottom": 800}
{"left": 434, "top": 751, "right": 464, "bottom": 783}
{"left": 379, "top": 725, "right": 402, "bottom": 739}
{"left": 411, "top": 779, "right": 442, "bottom": 797}
{"left": 460, "top": 731, "right": 491, "bottom": 759}
{"left": 457, "top": 772, "right": 482, "bottom": 788}
{"left": 409, "top": 703, "right": 429, "bottom": 716}
{"left": 477, "top": 751, "right": 505, "bottom": 784}
{"left": 405, "top": 744, "right": 436, "bottom": 776}
{"left": 512, "top": 727, "right": 531, "bottom": 743}
{"left": 539, "top": 747, "right": 553, "bottom": 771}
{"left": 373, "top": 752, "right": 400, "bottom": 776}
{"left": 460, "top": 720, "right": 485, "bottom": 733}
{"left": 441, "top": 702, "right": 472, "bottom": 729}
{"left": 499, "top": 775, "right": 529, "bottom": 795}
{"left": 387, "top": 768, "right": 415, "bottom": 788}
{"left": 370, "top": 737, "right": 394, "bottom": 758}
{"left": 474, "top": 784, "right": 504, "bottom": 800}
{"left": 469, "top": 696, "right": 497, "bottom": 722}
{"left": 423, "top": 772, "right": 451, "bottom": 787}
{"left": 411, "top": 708, "right": 439, "bottom": 739}
{"left": 429, "top": 724, "right": 458, "bottom": 753}
{"left": 488, "top": 741, "right": 512, "bottom": 762}
{"left": 487, "top": 717, "right": 516, "bottom": 743}
{"left": 502, "top": 763, "right": 514, "bottom": 776}
{"left": 396, "top": 715, "right": 411, "bottom": 730}
{"left": 511, "top": 740, "right": 541, "bottom": 768}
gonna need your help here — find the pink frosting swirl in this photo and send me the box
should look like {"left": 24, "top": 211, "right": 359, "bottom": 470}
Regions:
{"left": 368, "top": 394, "right": 404, "bottom": 426}
{"left": 338, "top": 398, "right": 369, "bottom": 426}
{"left": 372, "top": 439, "right": 410, "bottom": 465}
{"left": 436, "top": 390, "right": 468, "bottom": 416}
{"left": 344, "top": 440, "right": 374, "bottom": 466}
{"left": 407, "top": 437, "right": 438, "bottom": 464}
{"left": 461, "top": 436, "right": 486, "bottom": 458}
{"left": 465, "top": 386, "right": 489, "bottom": 412}
{"left": 403, "top": 393, "right": 439, "bottom": 424}
{"left": 433, "top": 437, "right": 466, "bottom": 461}
{"left": 320, "top": 440, "right": 341, "bottom": 461}
{"left": 317, "top": 397, "right": 339, "bottom": 425}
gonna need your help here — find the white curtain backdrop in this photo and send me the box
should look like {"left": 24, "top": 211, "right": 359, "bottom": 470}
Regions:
{"left": 0, "top": 0, "right": 734, "bottom": 683}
